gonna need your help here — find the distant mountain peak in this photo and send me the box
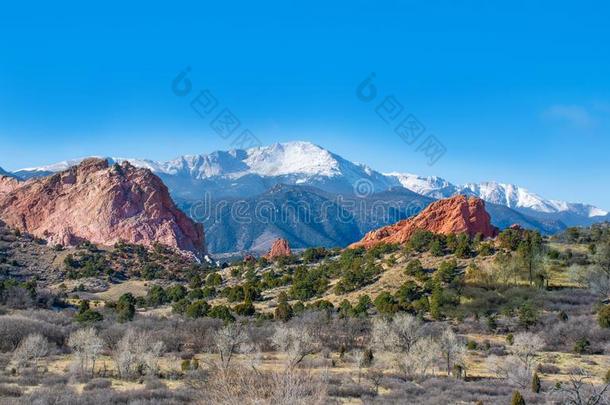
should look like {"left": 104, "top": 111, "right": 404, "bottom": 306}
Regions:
{"left": 11, "top": 140, "right": 608, "bottom": 220}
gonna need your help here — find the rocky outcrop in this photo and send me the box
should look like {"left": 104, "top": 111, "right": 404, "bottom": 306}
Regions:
{"left": 0, "top": 176, "right": 22, "bottom": 195}
{"left": 350, "top": 195, "right": 498, "bottom": 249}
{"left": 264, "top": 238, "right": 292, "bottom": 260}
{"left": 0, "top": 158, "right": 206, "bottom": 257}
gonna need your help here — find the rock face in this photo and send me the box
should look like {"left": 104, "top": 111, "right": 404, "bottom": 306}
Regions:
{"left": 0, "top": 158, "right": 206, "bottom": 257}
{"left": 264, "top": 238, "right": 292, "bottom": 260}
{"left": 350, "top": 195, "right": 498, "bottom": 249}
{"left": 0, "top": 176, "right": 22, "bottom": 195}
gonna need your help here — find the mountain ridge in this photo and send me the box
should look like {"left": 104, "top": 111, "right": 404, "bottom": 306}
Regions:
{"left": 7, "top": 141, "right": 607, "bottom": 225}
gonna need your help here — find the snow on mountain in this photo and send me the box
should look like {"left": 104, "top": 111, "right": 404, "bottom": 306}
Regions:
{"left": 11, "top": 141, "right": 608, "bottom": 219}
{"left": 385, "top": 174, "right": 608, "bottom": 218}
{"left": 385, "top": 172, "right": 459, "bottom": 199}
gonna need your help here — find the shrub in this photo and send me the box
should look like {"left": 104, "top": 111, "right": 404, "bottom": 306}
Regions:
{"left": 208, "top": 305, "right": 235, "bottom": 323}
{"left": 116, "top": 293, "right": 136, "bottom": 322}
{"left": 597, "top": 305, "right": 610, "bottom": 328}
{"left": 408, "top": 230, "right": 436, "bottom": 252}
{"left": 166, "top": 285, "right": 187, "bottom": 302}
{"left": 275, "top": 292, "right": 293, "bottom": 322}
{"left": 404, "top": 259, "right": 425, "bottom": 278}
{"left": 511, "top": 390, "right": 525, "bottom": 405}
{"left": 172, "top": 298, "right": 191, "bottom": 315}
{"left": 573, "top": 337, "right": 590, "bottom": 354}
{"left": 82, "top": 379, "right": 112, "bottom": 391}
{"left": 234, "top": 299, "right": 256, "bottom": 316}
{"left": 185, "top": 300, "right": 210, "bottom": 319}
{"left": 373, "top": 292, "right": 399, "bottom": 315}
{"left": 289, "top": 266, "right": 329, "bottom": 300}
{"left": 531, "top": 372, "right": 541, "bottom": 393}
{"left": 146, "top": 285, "right": 168, "bottom": 307}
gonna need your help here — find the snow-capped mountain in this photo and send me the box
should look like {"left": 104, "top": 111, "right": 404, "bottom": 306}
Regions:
{"left": 385, "top": 172, "right": 460, "bottom": 199}
{"left": 9, "top": 141, "right": 608, "bottom": 222}
{"left": 386, "top": 172, "right": 607, "bottom": 219}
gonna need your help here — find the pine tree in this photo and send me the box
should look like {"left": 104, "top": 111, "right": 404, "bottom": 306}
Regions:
{"left": 430, "top": 239, "right": 444, "bottom": 256}
{"left": 531, "top": 372, "right": 541, "bottom": 393}
{"left": 274, "top": 292, "right": 293, "bottom": 322}
{"left": 511, "top": 390, "right": 526, "bottom": 405}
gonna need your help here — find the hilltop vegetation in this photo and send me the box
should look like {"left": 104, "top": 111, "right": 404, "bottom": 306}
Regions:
{"left": 0, "top": 221, "right": 609, "bottom": 403}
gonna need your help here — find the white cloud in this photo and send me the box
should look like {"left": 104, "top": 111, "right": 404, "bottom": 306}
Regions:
{"left": 542, "top": 104, "right": 595, "bottom": 128}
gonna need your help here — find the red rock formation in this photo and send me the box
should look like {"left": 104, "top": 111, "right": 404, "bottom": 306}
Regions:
{"left": 0, "top": 158, "right": 206, "bottom": 257}
{"left": 243, "top": 254, "right": 257, "bottom": 263}
{"left": 350, "top": 195, "right": 498, "bottom": 249}
{"left": 0, "top": 176, "right": 23, "bottom": 196}
{"left": 264, "top": 238, "right": 292, "bottom": 260}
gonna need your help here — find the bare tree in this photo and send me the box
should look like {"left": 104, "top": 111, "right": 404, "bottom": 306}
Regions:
{"left": 486, "top": 355, "right": 532, "bottom": 388}
{"left": 399, "top": 336, "right": 439, "bottom": 380}
{"left": 68, "top": 327, "right": 104, "bottom": 379}
{"left": 366, "top": 367, "right": 384, "bottom": 395}
{"left": 113, "top": 329, "right": 165, "bottom": 379}
{"left": 511, "top": 332, "right": 545, "bottom": 370}
{"left": 391, "top": 313, "right": 423, "bottom": 353}
{"left": 200, "top": 365, "right": 328, "bottom": 405}
{"left": 351, "top": 350, "right": 366, "bottom": 383}
{"left": 12, "top": 333, "right": 50, "bottom": 372}
{"left": 487, "top": 332, "right": 545, "bottom": 388}
{"left": 371, "top": 313, "right": 422, "bottom": 353}
{"left": 571, "top": 264, "right": 610, "bottom": 298}
{"left": 437, "top": 327, "right": 465, "bottom": 376}
{"left": 214, "top": 322, "right": 248, "bottom": 369}
{"left": 371, "top": 317, "right": 395, "bottom": 352}
{"left": 552, "top": 368, "right": 610, "bottom": 405}
{"left": 272, "top": 323, "right": 320, "bottom": 367}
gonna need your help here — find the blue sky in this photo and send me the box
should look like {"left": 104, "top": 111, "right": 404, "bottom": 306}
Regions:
{"left": 1, "top": 1, "right": 609, "bottom": 208}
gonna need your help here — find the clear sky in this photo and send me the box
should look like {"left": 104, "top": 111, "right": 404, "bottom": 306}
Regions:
{"left": 1, "top": 1, "right": 609, "bottom": 209}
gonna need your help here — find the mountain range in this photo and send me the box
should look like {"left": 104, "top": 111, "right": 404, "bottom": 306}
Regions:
{"left": 5, "top": 141, "right": 608, "bottom": 253}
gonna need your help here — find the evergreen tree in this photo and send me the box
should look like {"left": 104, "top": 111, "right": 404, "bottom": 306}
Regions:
{"left": 274, "top": 292, "right": 293, "bottom": 322}
{"left": 531, "top": 372, "right": 541, "bottom": 393}
{"left": 511, "top": 390, "right": 526, "bottom": 405}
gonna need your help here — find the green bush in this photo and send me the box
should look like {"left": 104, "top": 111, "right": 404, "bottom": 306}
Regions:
{"left": 574, "top": 337, "right": 590, "bottom": 354}
{"left": 289, "top": 266, "right": 330, "bottom": 300}
{"left": 374, "top": 292, "right": 399, "bottom": 315}
{"left": 511, "top": 390, "right": 525, "bottom": 405}
{"left": 404, "top": 260, "right": 425, "bottom": 278}
{"left": 146, "top": 285, "right": 168, "bottom": 307}
{"left": 172, "top": 298, "right": 191, "bottom": 315}
{"left": 407, "top": 230, "right": 436, "bottom": 252}
{"left": 208, "top": 305, "right": 235, "bottom": 323}
{"left": 185, "top": 300, "right": 210, "bottom": 318}
{"left": 234, "top": 299, "right": 256, "bottom": 316}
{"left": 166, "top": 285, "right": 187, "bottom": 302}
{"left": 116, "top": 293, "right": 136, "bottom": 322}
{"left": 597, "top": 305, "right": 610, "bottom": 328}
{"left": 532, "top": 372, "right": 541, "bottom": 393}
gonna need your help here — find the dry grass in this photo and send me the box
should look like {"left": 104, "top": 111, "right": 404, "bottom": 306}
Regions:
{"left": 93, "top": 280, "right": 150, "bottom": 301}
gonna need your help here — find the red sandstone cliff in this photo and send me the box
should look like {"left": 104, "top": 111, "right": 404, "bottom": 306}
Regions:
{"left": 350, "top": 195, "right": 498, "bottom": 249}
{"left": 264, "top": 238, "right": 292, "bottom": 260}
{"left": 0, "top": 158, "right": 206, "bottom": 257}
